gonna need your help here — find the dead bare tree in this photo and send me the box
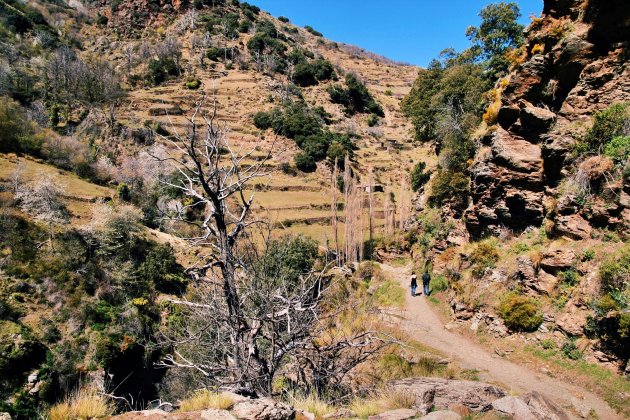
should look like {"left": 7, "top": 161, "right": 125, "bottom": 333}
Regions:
{"left": 331, "top": 159, "right": 340, "bottom": 266}
{"left": 14, "top": 174, "right": 69, "bottom": 249}
{"left": 154, "top": 96, "right": 388, "bottom": 396}
{"left": 367, "top": 168, "right": 375, "bottom": 255}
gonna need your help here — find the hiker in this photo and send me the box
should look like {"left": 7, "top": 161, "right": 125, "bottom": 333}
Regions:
{"left": 422, "top": 270, "right": 431, "bottom": 296}
{"left": 410, "top": 272, "right": 418, "bottom": 296}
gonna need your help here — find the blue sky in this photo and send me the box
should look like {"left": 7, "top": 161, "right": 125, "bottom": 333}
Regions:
{"left": 248, "top": 0, "right": 543, "bottom": 67}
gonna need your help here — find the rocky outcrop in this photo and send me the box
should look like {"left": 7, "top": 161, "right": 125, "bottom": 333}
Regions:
{"left": 231, "top": 398, "right": 294, "bottom": 420}
{"left": 368, "top": 408, "right": 418, "bottom": 420}
{"left": 388, "top": 378, "right": 570, "bottom": 419}
{"left": 389, "top": 378, "right": 506, "bottom": 415}
{"left": 465, "top": 0, "right": 630, "bottom": 238}
{"left": 112, "top": 398, "right": 294, "bottom": 420}
{"left": 484, "top": 392, "right": 569, "bottom": 420}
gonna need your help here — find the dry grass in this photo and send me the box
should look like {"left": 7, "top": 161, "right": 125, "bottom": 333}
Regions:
{"left": 483, "top": 88, "right": 502, "bottom": 125}
{"left": 289, "top": 393, "right": 335, "bottom": 418}
{"left": 0, "top": 156, "right": 111, "bottom": 199}
{"left": 48, "top": 389, "right": 113, "bottom": 420}
{"left": 350, "top": 389, "right": 415, "bottom": 418}
{"left": 350, "top": 398, "right": 380, "bottom": 419}
{"left": 178, "top": 389, "right": 235, "bottom": 412}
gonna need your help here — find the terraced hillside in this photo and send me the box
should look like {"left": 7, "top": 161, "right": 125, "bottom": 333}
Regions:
{"left": 77, "top": 3, "right": 432, "bottom": 244}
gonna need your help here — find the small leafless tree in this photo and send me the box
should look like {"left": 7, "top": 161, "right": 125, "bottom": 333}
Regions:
{"left": 154, "top": 95, "right": 389, "bottom": 396}
{"left": 14, "top": 174, "right": 69, "bottom": 248}
{"left": 45, "top": 47, "right": 124, "bottom": 127}
{"left": 331, "top": 159, "right": 340, "bottom": 266}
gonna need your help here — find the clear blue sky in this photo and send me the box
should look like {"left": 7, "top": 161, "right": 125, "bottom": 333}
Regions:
{"left": 248, "top": 0, "right": 543, "bottom": 67}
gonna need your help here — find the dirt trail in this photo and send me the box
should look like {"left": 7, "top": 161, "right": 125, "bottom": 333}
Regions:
{"left": 380, "top": 263, "right": 620, "bottom": 420}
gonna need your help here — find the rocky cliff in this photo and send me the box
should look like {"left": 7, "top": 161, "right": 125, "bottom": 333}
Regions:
{"left": 465, "top": 0, "right": 630, "bottom": 238}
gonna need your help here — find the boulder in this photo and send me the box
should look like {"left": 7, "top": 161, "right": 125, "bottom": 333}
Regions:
{"left": 110, "top": 409, "right": 236, "bottom": 419}
{"left": 556, "top": 303, "right": 588, "bottom": 336}
{"left": 390, "top": 378, "right": 506, "bottom": 415}
{"left": 420, "top": 411, "right": 461, "bottom": 420}
{"left": 490, "top": 396, "right": 536, "bottom": 420}
{"left": 519, "top": 102, "right": 557, "bottom": 137}
{"left": 491, "top": 128, "right": 543, "bottom": 174}
{"left": 232, "top": 398, "right": 294, "bottom": 420}
{"left": 522, "top": 391, "right": 570, "bottom": 420}
{"left": 497, "top": 104, "right": 521, "bottom": 130}
{"left": 515, "top": 256, "right": 537, "bottom": 287}
{"left": 540, "top": 249, "right": 576, "bottom": 274}
{"left": 368, "top": 408, "right": 417, "bottom": 420}
{"left": 536, "top": 270, "right": 560, "bottom": 295}
{"left": 201, "top": 409, "right": 237, "bottom": 420}
{"left": 0, "top": 413, "right": 11, "bottom": 420}
{"left": 296, "top": 409, "right": 316, "bottom": 420}
{"left": 553, "top": 215, "right": 592, "bottom": 240}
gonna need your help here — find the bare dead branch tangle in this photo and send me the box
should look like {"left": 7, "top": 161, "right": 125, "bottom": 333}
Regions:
{"left": 154, "top": 94, "right": 390, "bottom": 396}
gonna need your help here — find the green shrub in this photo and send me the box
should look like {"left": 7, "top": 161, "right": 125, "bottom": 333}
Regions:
{"left": 367, "top": 114, "right": 379, "bottom": 127}
{"left": 581, "top": 249, "right": 595, "bottom": 262}
{"left": 271, "top": 101, "right": 323, "bottom": 139}
{"left": 278, "top": 16, "right": 289, "bottom": 23}
{"left": 139, "top": 244, "right": 187, "bottom": 295}
{"left": 328, "top": 73, "right": 384, "bottom": 116}
{"left": 147, "top": 57, "right": 179, "bottom": 85}
{"left": 293, "top": 59, "right": 336, "bottom": 87}
{"left": 247, "top": 25, "right": 286, "bottom": 55}
{"left": 294, "top": 152, "right": 316, "bottom": 172}
{"left": 304, "top": 25, "right": 323, "bottom": 37}
{"left": 238, "top": 19, "right": 252, "bottom": 33}
{"left": 240, "top": 2, "right": 260, "bottom": 15}
{"left": 559, "top": 269, "right": 579, "bottom": 286}
{"left": 293, "top": 62, "right": 317, "bottom": 87}
{"left": 599, "top": 245, "right": 630, "bottom": 296}
{"left": 585, "top": 102, "right": 630, "bottom": 152}
{"left": 470, "top": 240, "right": 499, "bottom": 278}
{"left": 312, "top": 58, "right": 335, "bottom": 81}
{"left": 279, "top": 162, "right": 296, "bottom": 176}
{"left": 185, "top": 79, "right": 201, "bottom": 90}
{"left": 604, "top": 135, "right": 630, "bottom": 164}
{"left": 0, "top": 97, "right": 40, "bottom": 155}
{"left": 410, "top": 161, "right": 430, "bottom": 192}
{"left": 429, "top": 170, "right": 469, "bottom": 211}
{"left": 116, "top": 183, "right": 131, "bottom": 201}
{"left": 431, "top": 274, "right": 448, "bottom": 292}
{"left": 253, "top": 111, "right": 274, "bottom": 130}
{"left": 255, "top": 234, "right": 318, "bottom": 287}
{"left": 512, "top": 242, "right": 530, "bottom": 254}
{"left": 561, "top": 340, "right": 582, "bottom": 360}
{"left": 96, "top": 13, "right": 108, "bottom": 26}
{"left": 207, "top": 47, "right": 220, "bottom": 61}
{"left": 540, "top": 339, "right": 556, "bottom": 349}
{"left": 596, "top": 294, "right": 620, "bottom": 314}
{"left": 499, "top": 292, "right": 543, "bottom": 332}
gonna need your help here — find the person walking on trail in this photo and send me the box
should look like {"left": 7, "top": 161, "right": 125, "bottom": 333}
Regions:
{"left": 410, "top": 272, "right": 418, "bottom": 297}
{"left": 422, "top": 271, "right": 431, "bottom": 296}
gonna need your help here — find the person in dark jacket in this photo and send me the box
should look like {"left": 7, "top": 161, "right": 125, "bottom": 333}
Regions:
{"left": 422, "top": 271, "right": 431, "bottom": 296}
{"left": 410, "top": 272, "right": 418, "bottom": 296}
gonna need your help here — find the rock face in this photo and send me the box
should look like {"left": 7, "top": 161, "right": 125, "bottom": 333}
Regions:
{"left": 485, "top": 392, "right": 569, "bottom": 420}
{"left": 231, "top": 398, "right": 294, "bottom": 420}
{"left": 491, "top": 396, "right": 537, "bottom": 420}
{"left": 465, "top": 0, "right": 630, "bottom": 238}
{"left": 389, "top": 378, "right": 506, "bottom": 415}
